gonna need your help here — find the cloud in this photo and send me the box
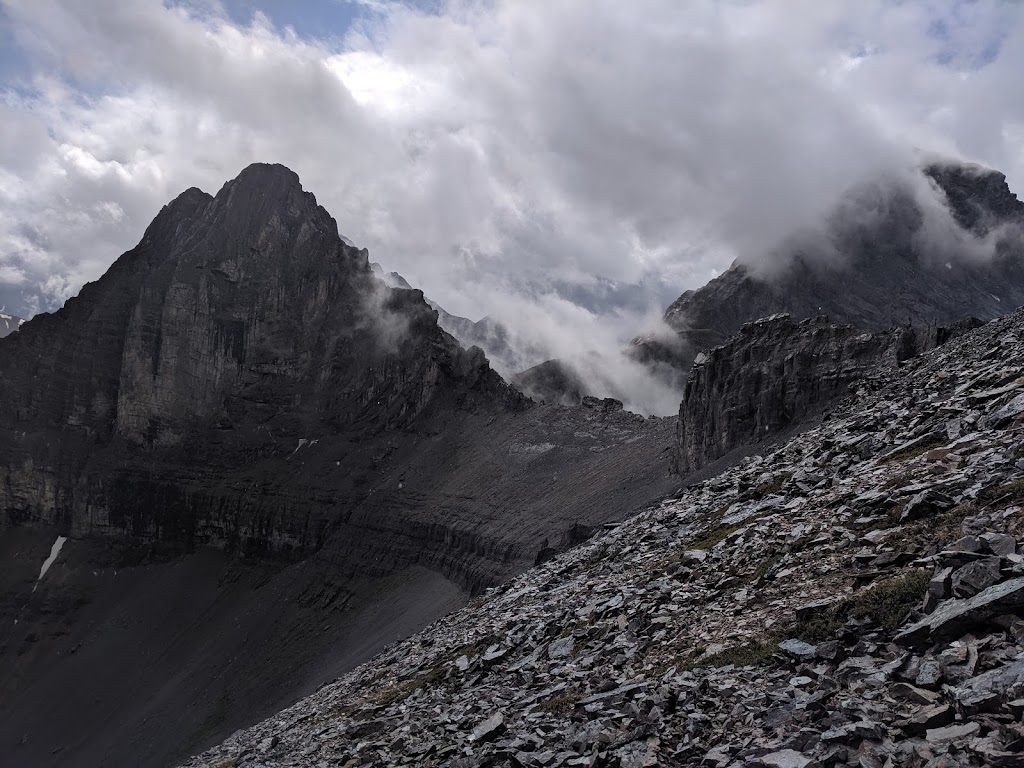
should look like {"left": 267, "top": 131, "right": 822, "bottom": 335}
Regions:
{"left": 0, "top": 0, "right": 1023, "bottom": 408}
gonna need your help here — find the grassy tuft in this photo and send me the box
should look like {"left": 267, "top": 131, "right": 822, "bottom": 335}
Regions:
{"left": 881, "top": 434, "right": 948, "bottom": 464}
{"left": 689, "top": 568, "right": 933, "bottom": 671}
{"left": 980, "top": 478, "right": 1024, "bottom": 508}
{"left": 755, "top": 471, "right": 794, "bottom": 497}
{"left": 792, "top": 568, "right": 931, "bottom": 642}
{"left": 537, "top": 692, "right": 577, "bottom": 717}
{"left": 698, "top": 640, "right": 779, "bottom": 669}
{"left": 690, "top": 522, "right": 746, "bottom": 551}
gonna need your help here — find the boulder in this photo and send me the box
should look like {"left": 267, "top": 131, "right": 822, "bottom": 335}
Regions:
{"left": 895, "top": 577, "right": 1024, "bottom": 646}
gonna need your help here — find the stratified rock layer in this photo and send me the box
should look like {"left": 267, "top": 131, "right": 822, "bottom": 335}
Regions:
{"left": 674, "top": 313, "right": 979, "bottom": 473}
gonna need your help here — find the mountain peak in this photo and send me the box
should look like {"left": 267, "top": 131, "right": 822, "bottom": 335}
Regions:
{"left": 650, "top": 157, "right": 1024, "bottom": 377}
{"left": 191, "top": 162, "right": 343, "bottom": 245}
{"left": 227, "top": 162, "right": 303, "bottom": 192}
{"left": 925, "top": 160, "right": 1024, "bottom": 230}
{"left": 215, "top": 162, "right": 307, "bottom": 209}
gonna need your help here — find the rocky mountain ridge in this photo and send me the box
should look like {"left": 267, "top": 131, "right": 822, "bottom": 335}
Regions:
{"left": 0, "top": 165, "right": 679, "bottom": 768}
{"left": 184, "top": 305, "right": 1024, "bottom": 768}
{"left": 675, "top": 313, "right": 982, "bottom": 474}
{"left": 6, "top": 159, "right": 1024, "bottom": 768}
{"left": 369, "top": 263, "right": 536, "bottom": 387}
{"left": 634, "top": 162, "right": 1024, "bottom": 379}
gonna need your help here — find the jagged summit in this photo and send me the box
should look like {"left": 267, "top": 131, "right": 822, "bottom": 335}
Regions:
{"left": 924, "top": 161, "right": 1024, "bottom": 229}
{"left": 211, "top": 162, "right": 332, "bottom": 231}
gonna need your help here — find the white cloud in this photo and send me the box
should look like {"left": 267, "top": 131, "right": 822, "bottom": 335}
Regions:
{"left": 0, "top": 0, "right": 1022, "bottom": 404}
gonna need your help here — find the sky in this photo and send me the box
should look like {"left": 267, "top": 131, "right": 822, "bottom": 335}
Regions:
{"left": 1, "top": 0, "right": 1023, "bottom": 411}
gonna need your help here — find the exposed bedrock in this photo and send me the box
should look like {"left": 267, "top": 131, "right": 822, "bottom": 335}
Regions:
{"left": 0, "top": 164, "right": 678, "bottom": 594}
{"left": 674, "top": 313, "right": 980, "bottom": 473}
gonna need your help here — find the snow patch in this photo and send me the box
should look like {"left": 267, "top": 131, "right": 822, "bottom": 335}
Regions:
{"left": 33, "top": 536, "right": 68, "bottom": 591}
{"left": 509, "top": 442, "right": 555, "bottom": 456}
{"left": 288, "top": 438, "right": 320, "bottom": 458}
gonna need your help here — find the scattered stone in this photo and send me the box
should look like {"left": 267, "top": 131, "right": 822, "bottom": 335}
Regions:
{"left": 779, "top": 639, "right": 818, "bottom": 662}
{"left": 896, "top": 577, "right": 1024, "bottom": 646}
{"left": 926, "top": 722, "right": 980, "bottom": 744}
{"left": 929, "top": 567, "right": 954, "bottom": 600}
{"left": 902, "top": 489, "right": 955, "bottom": 522}
{"left": 981, "top": 532, "right": 1017, "bottom": 556}
{"left": 180, "top": 311, "right": 1024, "bottom": 768}
{"left": 989, "top": 393, "right": 1024, "bottom": 428}
{"left": 954, "top": 658, "right": 1024, "bottom": 714}
{"left": 951, "top": 557, "right": 1002, "bottom": 598}
{"left": 756, "top": 749, "right": 811, "bottom": 768}
{"left": 950, "top": 535, "right": 984, "bottom": 553}
{"left": 547, "top": 637, "right": 574, "bottom": 659}
{"left": 469, "top": 712, "right": 506, "bottom": 743}
{"left": 916, "top": 659, "right": 943, "bottom": 688}
{"left": 898, "top": 703, "right": 954, "bottom": 735}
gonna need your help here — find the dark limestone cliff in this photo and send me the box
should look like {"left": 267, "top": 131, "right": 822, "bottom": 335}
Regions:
{"left": 638, "top": 161, "right": 1024, "bottom": 375}
{"left": 673, "top": 314, "right": 980, "bottom": 473}
{"left": 368, "top": 263, "right": 526, "bottom": 377}
{"left": 0, "top": 164, "right": 518, "bottom": 543}
{"left": 0, "top": 165, "right": 680, "bottom": 768}
{"left": 0, "top": 165, "right": 675, "bottom": 590}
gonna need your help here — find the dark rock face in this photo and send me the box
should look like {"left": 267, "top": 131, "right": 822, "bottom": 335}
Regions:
{"left": 674, "top": 314, "right": 979, "bottom": 473}
{"left": 644, "top": 162, "right": 1024, "bottom": 374}
{"left": 365, "top": 263, "right": 526, "bottom": 376}
{"left": 0, "top": 312, "right": 23, "bottom": 338}
{"left": 432, "top": 304, "right": 524, "bottom": 374}
{"left": 0, "top": 163, "right": 518, "bottom": 542}
{"left": 510, "top": 358, "right": 588, "bottom": 406}
{"left": 0, "top": 164, "right": 680, "bottom": 768}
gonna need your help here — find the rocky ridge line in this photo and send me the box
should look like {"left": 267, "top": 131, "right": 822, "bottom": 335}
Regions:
{"left": 634, "top": 161, "right": 1024, "bottom": 379}
{"left": 183, "top": 307, "right": 1024, "bottom": 767}
{"left": 675, "top": 313, "right": 980, "bottom": 473}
